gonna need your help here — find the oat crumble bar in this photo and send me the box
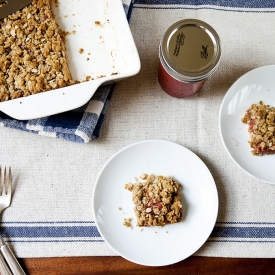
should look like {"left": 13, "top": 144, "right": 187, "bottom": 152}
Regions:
{"left": 126, "top": 174, "right": 183, "bottom": 227}
{"left": 0, "top": 0, "right": 75, "bottom": 101}
{"left": 241, "top": 101, "right": 275, "bottom": 155}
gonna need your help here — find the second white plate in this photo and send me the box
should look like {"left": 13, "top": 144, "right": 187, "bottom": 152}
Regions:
{"left": 92, "top": 140, "right": 218, "bottom": 266}
{"left": 219, "top": 65, "right": 275, "bottom": 184}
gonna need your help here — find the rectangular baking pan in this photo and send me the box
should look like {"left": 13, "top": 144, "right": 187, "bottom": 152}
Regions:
{"left": 0, "top": 0, "right": 140, "bottom": 120}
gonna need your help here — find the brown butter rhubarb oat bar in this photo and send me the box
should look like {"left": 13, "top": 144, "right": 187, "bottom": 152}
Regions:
{"left": 0, "top": 0, "right": 75, "bottom": 102}
{"left": 126, "top": 174, "right": 183, "bottom": 227}
{"left": 241, "top": 101, "right": 275, "bottom": 155}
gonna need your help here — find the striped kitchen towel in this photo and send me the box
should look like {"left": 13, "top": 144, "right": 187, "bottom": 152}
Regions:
{"left": 2, "top": 0, "right": 275, "bottom": 260}
{"left": 0, "top": 0, "right": 134, "bottom": 143}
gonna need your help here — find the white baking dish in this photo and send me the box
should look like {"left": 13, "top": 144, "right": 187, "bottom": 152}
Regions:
{"left": 0, "top": 0, "right": 140, "bottom": 120}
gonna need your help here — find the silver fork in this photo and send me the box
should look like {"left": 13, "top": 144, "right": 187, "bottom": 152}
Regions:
{"left": 0, "top": 167, "right": 26, "bottom": 275}
{"left": 0, "top": 167, "right": 12, "bottom": 214}
{"left": 0, "top": 166, "right": 12, "bottom": 275}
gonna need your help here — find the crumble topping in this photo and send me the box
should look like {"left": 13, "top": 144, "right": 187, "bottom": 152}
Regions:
{"left": 242, "top": 101, "right": 275, "bottom": 155}
{"left": 125, "top": 183, "right": 133, "bottom": 192}
{"left": 125, "top": 174, "right": 183, "bottom": 227}
{"left": 0, "top": 0, "right": 75, "bottom": 101}
{"left": 123, "top": 218, "right": 133, "bottom": 229}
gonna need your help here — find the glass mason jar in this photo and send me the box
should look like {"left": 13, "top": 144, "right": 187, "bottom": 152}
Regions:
{"left": 158, "top": 19, "right": 221, "bottom": 98}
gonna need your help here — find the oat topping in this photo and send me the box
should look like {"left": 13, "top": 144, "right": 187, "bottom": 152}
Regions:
{"left": 125, "top": 183, "right": 133, "bottom": 192}
{"left": 125, "top": 174, "right": 183, "bottom": 227}
{"left": 0, "top": 0, "right": 75, "bottom": 101}
{"left": 242, "top": 101, "right": 275, "bottom": 155}
{"left": 139, "top": 173, "right": 148, "bottom": 180}
{"left": 123, "top": 218, "right": 132, "bottom": 229}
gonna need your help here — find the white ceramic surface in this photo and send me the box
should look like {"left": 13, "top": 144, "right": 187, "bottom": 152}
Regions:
{"left": 0, "top": 0, "right": 140, "bottom": 120}
{"left": 92, "top": 140, "right": 218, "bottom": 266}
{"left": 219, "top": 65, "right": 275, "bottom": 184}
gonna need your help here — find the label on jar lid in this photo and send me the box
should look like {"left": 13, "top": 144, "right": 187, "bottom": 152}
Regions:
{"left": 160, "top": 19, "right": 221, "bottom": 82}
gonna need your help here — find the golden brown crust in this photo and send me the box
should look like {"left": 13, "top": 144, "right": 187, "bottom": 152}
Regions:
{"left": 0, "top": 0, "right": 75, "bottom": 102}
{"left": 126, "top": 174, "right": 183, "bottom": 227}
{"left": 242, "top": 101, "right": 275, "bottom": 155}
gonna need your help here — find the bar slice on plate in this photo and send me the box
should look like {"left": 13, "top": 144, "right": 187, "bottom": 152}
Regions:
{"left": 126, "top": 174, "right": 183, "bottom": 227}
{"left": 242, "top": 101, "right": 275, "bottom": 155}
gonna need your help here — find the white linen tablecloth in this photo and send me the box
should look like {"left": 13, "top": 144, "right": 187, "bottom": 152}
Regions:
{"left": 1, "top": 0, "right": 275, "bottom": 258}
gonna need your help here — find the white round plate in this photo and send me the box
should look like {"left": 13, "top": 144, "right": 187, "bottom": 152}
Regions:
{"left": 92, "top": 140, "right": 218, "bottom": 266}
{"left": 219, "top": 65, "right": 275, "bottom": 184}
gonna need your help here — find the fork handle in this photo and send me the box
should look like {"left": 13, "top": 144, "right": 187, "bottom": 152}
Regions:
{"left": 0, "top": 245, "right": 26, "bottom": 275}
{"left": 0, "top": 252, "right": 13, "bottom": 275}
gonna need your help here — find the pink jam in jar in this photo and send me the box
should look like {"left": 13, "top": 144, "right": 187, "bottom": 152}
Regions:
{"left": 158, "top": 19, "right": 221, "bottom": 98}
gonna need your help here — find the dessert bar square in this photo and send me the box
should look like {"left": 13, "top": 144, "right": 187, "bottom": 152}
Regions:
{"left": 126, "top": 174, "right": 183, "bottom": 227}
{"left": 242, "top": 101, "right": 275, "bottom": 155}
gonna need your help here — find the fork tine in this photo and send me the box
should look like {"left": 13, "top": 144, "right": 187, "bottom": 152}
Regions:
{"left": 8, "top": 167, "right": 12, "bottom": 195}
{"left": 2, "top": 166, "right": 6, "bottom": 196}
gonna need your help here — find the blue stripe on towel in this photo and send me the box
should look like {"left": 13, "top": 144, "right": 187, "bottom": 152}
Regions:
{"left": 134, "top": 0, "right": 275, "bottom": 8}
{"left": 2, "top": 221, "right": 275, "bottom": 243}
{"left": 8, "top": 240, "right": 105, "bottom": 243}
{"left": 1, "top": 225, "right": 101, "bottom": 238}
{"left": 211, "top": 226, "right": 275, "bottom": 238}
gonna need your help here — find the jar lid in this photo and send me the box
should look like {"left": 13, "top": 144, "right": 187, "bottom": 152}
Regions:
{"left": 160, "top": 19, "right": 221, "bottom": 82}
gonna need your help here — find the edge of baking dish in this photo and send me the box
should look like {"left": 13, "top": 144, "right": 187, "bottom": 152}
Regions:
{"left": 0, "top": 0, "right": 140, "bottom": 120}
